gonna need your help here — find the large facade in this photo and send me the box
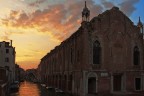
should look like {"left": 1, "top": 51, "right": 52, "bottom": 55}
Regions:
{"left": 38, "top": 2, "right": 144, "bottom": 96}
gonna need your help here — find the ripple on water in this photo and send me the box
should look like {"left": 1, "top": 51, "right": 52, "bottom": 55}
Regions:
{"left": 10, "top": 81, "right": 46, "bottom": 96}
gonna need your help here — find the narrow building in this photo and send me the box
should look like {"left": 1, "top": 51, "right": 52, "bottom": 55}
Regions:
{"left": 0, "top": 40, "right": 16, "bottom": 83}
{"left": 38, "top": 1, "right": 144, "bottom": 96}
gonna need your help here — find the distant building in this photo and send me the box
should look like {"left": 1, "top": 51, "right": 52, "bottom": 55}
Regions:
{"left": 38, "top": 2, "right": 144, "bottom": 96}
{"left": 0, "top": 40, "right": 16, "bottom": 83}
{"left": 15, "top": 64, "right": 20, "bottom": 81}
{"left": 37, "top": 64, "right": 42, "bottom": 82}
{"left": 26, "top": 69, "right": 38, "bottom": 82}
{"left": 15, "top": 64, "right": 25, "bottom": 82}
{"left": 19, "top": 67, "right": 25, "bottom": 81}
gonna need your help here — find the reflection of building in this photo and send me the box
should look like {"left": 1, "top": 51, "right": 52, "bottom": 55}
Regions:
{"left": 0, "top": 40, "right": 16, "bottom": 83}
{"left": 38, "top": 2, "right": 144, "bottom": 96}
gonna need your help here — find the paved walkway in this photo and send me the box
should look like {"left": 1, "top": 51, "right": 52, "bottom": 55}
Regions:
{"left": 86, "top": 92, "right": 144, "bottom": 96}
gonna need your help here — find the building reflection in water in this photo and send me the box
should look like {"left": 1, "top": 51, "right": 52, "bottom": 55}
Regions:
{"left": 10, "top": 81, "right": 50, "bottom": 96}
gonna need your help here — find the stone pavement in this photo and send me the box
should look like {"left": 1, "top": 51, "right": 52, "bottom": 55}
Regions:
{"left": 86, "top": 92, "right": 144, "bottom": 96}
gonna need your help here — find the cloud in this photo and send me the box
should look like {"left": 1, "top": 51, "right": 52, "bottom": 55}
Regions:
{"left": 119, "top": 0, "right": 140, "bottom": 16}
{"left": 17, "top": 60, "right": 38, "bottom": 69}
{"left": 1, "top": 0, "right": 103, "bottom": 41}
{"left": 102, "top": 0, "right": 115, "bottom": 9}
{"left": 0, "top": 36, "right": 10, "bottom": 41}
{"left": 93, "top": 0, "right": 139, "bottom": 16}
{"left": 29, "top": 0, "right": 46, "bottom": 7}
{"left": 1, "top": 0, "right": 139, "bottom": 42}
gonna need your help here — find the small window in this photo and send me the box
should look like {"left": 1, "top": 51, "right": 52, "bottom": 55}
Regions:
{"left": 6, "top": 49, "right": 9, "bottom": 53}
{"left": 133, "top": 46, "right": 140, "bottom": 65}
{"left": 5, "top": 58, "right": 9, "bottom": 62}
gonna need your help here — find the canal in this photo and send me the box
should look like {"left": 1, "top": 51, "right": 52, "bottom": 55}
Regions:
{"left": 10, "top": 81, "right": 52, "bottom": 96}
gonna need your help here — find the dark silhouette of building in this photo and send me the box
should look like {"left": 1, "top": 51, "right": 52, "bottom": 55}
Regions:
{"left": 38, "top": 1, "right": 144, "bottom": 96}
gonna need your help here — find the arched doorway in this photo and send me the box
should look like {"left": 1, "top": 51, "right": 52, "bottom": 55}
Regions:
{"left": 113, "top": 74, "right": 122, "bottom": 91}
{"left": 88, "top": 77, "right": 96, "bottom": 94}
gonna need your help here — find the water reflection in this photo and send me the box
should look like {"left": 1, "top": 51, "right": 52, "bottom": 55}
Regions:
{"left": 10, "top": 81, "right": 49, "bottom": 96}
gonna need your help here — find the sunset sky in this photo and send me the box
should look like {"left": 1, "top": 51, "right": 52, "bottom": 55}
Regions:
{"left": 0, "top": 0, "right": 144, "bottom": 70}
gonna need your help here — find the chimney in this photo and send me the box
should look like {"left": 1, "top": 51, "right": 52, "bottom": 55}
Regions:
{"left": 10, "top": 40, "right": 12, "bottom": 46}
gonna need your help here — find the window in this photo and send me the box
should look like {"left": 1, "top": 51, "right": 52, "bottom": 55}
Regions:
{"left": 113, "top": 75, "right": 122, "bottom": 91}
{"left": 6, "top": 49, "right": 9, "bottom": 53}
{"left": 133, "top": 46, "right": 140, "bottom": 65}
{"left": 93, "top": 40, "right": 101, "bottom": 64}
{"left": 70, "top": 48, "right": 73, "bottom": 63}
{"left": 5, "top": 57, "right": 9, "bottom": 62}
{"left": 77, "top": 50, "right": 80, "bottom": 62}
{"left": 5, "top": 42, "right": 9, "bottom": 47}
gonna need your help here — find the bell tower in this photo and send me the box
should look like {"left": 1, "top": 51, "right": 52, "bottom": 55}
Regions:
{"left": 82, "top": 1, "right": 90, "bottom": 22}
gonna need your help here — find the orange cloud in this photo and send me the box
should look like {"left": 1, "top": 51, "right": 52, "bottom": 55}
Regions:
{"left": 1, "top": 0, "right": 104, "bottom": 41}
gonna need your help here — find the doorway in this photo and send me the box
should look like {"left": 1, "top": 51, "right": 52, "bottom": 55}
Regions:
{"left": 135, "top": 78, "right": 141, "bottom": 90}
{"left": 113, "top": 75, "right": 122, "bottom": 91}
{"left": 88, "top": 77, "right": 96, "bottom": 94}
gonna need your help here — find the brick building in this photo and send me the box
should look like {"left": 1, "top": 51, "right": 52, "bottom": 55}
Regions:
{"left": 38, "top": 2, "right": 144, "bottom": 96}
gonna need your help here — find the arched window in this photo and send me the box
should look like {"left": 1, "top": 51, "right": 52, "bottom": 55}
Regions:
{"left": 93, "top": 40, "right": 101, "bottom": 64}
{"left": 133, "top": 46, "right": 140, "bottom": 65}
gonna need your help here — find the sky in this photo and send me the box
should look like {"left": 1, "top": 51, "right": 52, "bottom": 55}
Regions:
{"left": 0, "top": 0, "right": 144, "bottom": 70}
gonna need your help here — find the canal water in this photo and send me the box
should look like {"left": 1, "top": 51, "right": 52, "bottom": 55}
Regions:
{"left": 10, "top": 81, "right": 52, "bottom": 96}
